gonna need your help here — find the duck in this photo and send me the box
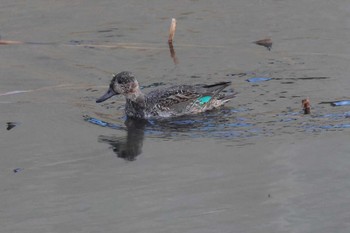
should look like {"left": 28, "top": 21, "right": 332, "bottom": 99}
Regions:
{"left": 96, "top": 71, "right": 235, "bottom": 119}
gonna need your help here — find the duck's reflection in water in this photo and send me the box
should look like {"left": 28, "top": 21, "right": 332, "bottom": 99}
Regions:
{"left": 98, "top": 118, "right": 147, "bottom": 161}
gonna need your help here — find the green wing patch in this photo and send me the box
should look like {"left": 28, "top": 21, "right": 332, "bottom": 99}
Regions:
{"left": 197, "top": 96, "right": 212, "bottom": 105}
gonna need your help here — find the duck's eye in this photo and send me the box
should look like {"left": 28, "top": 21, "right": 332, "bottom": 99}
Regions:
{"left": 117, "top": 78, "right": 126, "bottom": 84}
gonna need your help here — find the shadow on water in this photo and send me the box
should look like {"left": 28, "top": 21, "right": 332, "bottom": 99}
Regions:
{"left": 98, "top": 118, "right": 147, "bottom": 161}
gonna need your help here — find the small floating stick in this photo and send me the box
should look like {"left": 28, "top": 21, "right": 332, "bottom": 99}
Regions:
{"left": 168, "top": 18, "right": 177, "bottom": 44}
{"left": 302, "top": 98, "right": 311, "bottom": 114}
{"left": 0, "top": 40, "right": 23, "bottom": 45}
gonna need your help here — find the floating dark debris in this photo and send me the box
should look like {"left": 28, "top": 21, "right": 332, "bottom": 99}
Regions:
{"left": 13, "top": 168, "right": 23, "bottom": 173}
{"left": 86, "top": 88, "right": 98, "bottom": 92}
{"left": 6, "top": 122, "right": 19, "bottom": 130}
{"left": 97, "top": 29, "right": 114, "bottom": 33}
{"left": 274, "top": 77, "right": 330, "bottom": 81}
{"left": 297, "top": 77, "right": 330, "bottom": 80}
{"left": 226, "top": 73, "right": 248, "bottom": 77}
{"left": 254, "top": 38, "right": 272, "bottom": 51}
{"left": 69, "top": 40, "right": 84, "bottom": 45}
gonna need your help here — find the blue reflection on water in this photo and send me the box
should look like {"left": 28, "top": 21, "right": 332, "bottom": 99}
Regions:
{"left": 85, "top": 107, "right": 255, "bottom": 140}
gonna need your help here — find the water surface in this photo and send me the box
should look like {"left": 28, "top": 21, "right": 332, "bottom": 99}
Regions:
{"left": 1, "top": 0, "right": 350, "bottom": 233}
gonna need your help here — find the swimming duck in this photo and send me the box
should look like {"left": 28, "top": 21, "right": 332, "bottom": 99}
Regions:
{"left": 96, "top": 71, "right": 235, "bottom": 119}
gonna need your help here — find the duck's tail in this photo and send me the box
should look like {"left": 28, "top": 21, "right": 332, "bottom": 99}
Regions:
{"left": 202, "top": 81, "right": 232, "bottom": 100}
{"left": 218, "top": 93, "right": 236, "bottom": 101}
{"left": 201, "top": 81, "right": 235, "bottom": 108}
{"left": 203, "top": 81, "right": 232, "bottom": 94}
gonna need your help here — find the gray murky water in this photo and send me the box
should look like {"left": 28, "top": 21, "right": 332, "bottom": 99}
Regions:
{"left": 1, "top": 0, "right": 350, "bottom": 232}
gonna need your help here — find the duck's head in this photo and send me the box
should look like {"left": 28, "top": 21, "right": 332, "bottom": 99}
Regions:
{"left": 96, "top": 71, "right": 141, "bottom": 103}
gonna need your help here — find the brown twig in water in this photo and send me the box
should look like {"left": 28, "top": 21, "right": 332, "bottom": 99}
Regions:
{"left": 168, "top": 18, "right": 176, "bottom": 44}
{"left": 302, "top": 98, "right": 311, "bottom": 114}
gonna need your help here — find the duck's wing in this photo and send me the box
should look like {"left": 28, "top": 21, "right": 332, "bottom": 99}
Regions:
{"left": 146, "top": 85, "right": 201, "bottom": 109}
{"left": 146, "top": 82, "right": 232, "bottom": 113}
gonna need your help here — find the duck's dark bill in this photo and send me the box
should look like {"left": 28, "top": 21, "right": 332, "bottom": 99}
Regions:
{"left": 96, "top": 88, "right": 118, "bottom": 103}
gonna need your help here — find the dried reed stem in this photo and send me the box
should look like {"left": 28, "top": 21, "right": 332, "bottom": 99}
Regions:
{"left": 168, "top": 18, "right": 176, "bottom": 44}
